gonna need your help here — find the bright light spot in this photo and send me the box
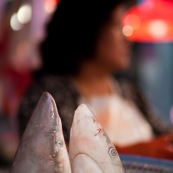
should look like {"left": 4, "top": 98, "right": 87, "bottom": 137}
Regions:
{"left": 124, "top": 14, "right": 141, "bottom": 30}
{"left": 17, "top": 4, "right": 32, "bottom": 24}
{"left": 148, "top": 20, "right": 168, "bottom": 38}
{"left": 45, "top": 0, "right": 57, "bottom": 13}
{"left": 122, "top": 25, "right": 133, "bottom": 37}
{"left": 10, "top": 13, "right": 23, "bottom": 31}
{"left": 170, "top": 106, "right": 173, "bottom": 125}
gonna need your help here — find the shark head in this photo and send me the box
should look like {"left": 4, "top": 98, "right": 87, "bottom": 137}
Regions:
{"left": 10, "top": 92, "right": 71, "bottom": 173}
{"left": 69, "top": 104, "right": 126, "bottom": 173}
{"left": 11, "top": 93, "right": 126, "bottom": 173}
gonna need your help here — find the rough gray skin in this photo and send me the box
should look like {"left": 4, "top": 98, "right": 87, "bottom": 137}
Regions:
{"left": 69, "top": 104, "right": 126, "bottom": 173}
{"left": 10, "top": 92, "right": 71, "bottom": 173}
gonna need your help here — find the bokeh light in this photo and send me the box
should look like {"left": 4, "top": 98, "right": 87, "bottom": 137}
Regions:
{"left": 44, "top": 0, "right": 57, "bottom": 13}
{"left": 10, "top": 13, "right": 23, "bottom": 31}
{"left": 122, "top": 25, "right": 133, "bottom": 37}
{"left": 148, "top": 20, "right": 168, "bottom": 39}
{"left": 124, "top": 14, "right": 141, "bottom": 30}
{"left": 17, "top": 4, "right": 32, "bottom": 24}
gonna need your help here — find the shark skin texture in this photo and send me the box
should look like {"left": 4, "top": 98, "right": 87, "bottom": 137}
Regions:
{"left": 10, "top": 92, "right": 71, "bottom": 173}
{"left": 69, "top": 104, "right": 126, "bottom": 173}
{"left": 10, "top": 92, "right": 126, "bottom": 173}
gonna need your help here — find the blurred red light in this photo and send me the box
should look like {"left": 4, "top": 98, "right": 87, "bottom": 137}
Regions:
{"left": 122, "top": 0, "right": 173, "bottom": 42}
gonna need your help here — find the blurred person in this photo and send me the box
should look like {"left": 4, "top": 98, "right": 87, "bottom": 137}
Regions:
{"left": 18, "top": 0, "right": 171, "bottom": 146}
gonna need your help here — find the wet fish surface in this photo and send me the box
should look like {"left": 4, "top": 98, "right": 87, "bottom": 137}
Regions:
{"left": 69, "top": 104, "right": 126, "bottom": 173}
{"left": 10, "top": 92, "right": 71, "bottom": 173}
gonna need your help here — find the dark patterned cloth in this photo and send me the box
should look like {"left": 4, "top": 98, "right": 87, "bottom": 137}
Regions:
{"left": 120, "top": 154, "right": 173, "bottom": 173}
{"left": 18, "top": 75, "right": 171, "bottom": 142}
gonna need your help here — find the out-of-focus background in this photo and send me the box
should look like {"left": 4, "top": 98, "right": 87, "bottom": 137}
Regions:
{"left": 0, "top": 0, "right": 56, "bottom": 171}
{"left": 1, "top": 0, "right": 173, "bottom": 171}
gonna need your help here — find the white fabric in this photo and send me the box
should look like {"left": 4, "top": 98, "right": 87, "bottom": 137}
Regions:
{"left": 79, "top": 94, "right": 153, "bottom": 147}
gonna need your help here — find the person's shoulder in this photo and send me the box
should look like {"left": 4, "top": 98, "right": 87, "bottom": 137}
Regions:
{"left": 31, "top": 75, "right": 74, "bottom": 92}
{"left": 18, "top": 74, "right": 79, "bottom": 119}
{"left": 32, "top": 74, "right": 79, "bottom": 100}
{"left": 37, "top": 74, "right": 70, "bottom": 86}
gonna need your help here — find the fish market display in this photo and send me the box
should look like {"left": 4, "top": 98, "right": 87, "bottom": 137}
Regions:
{"left": 10, "top": 92, "right": 126, "bottom": 173}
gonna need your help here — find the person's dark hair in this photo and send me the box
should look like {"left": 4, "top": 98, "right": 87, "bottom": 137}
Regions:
{"left": 39, "top": 0, "right": 131, "bottom": 76}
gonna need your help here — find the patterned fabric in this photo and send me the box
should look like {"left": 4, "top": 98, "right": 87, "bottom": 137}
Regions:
{"left": 120, "top": 154, "right": 173, "bottom": 173}
{"left": 18, "top": 75, "right": 171, "bottom": 142}
{"left": 18, "top": 75, "right": 78, "bottom": 142}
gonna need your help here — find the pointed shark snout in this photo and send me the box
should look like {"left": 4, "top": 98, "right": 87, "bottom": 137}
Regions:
{"left": 11, "top": 93, "right": 126, "bottom": 173}
{"left": 69, "top": 104, "right": 126, "bottom": 173}
{"left": 10, "top": 92, "right": 71, "bottom": 173}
